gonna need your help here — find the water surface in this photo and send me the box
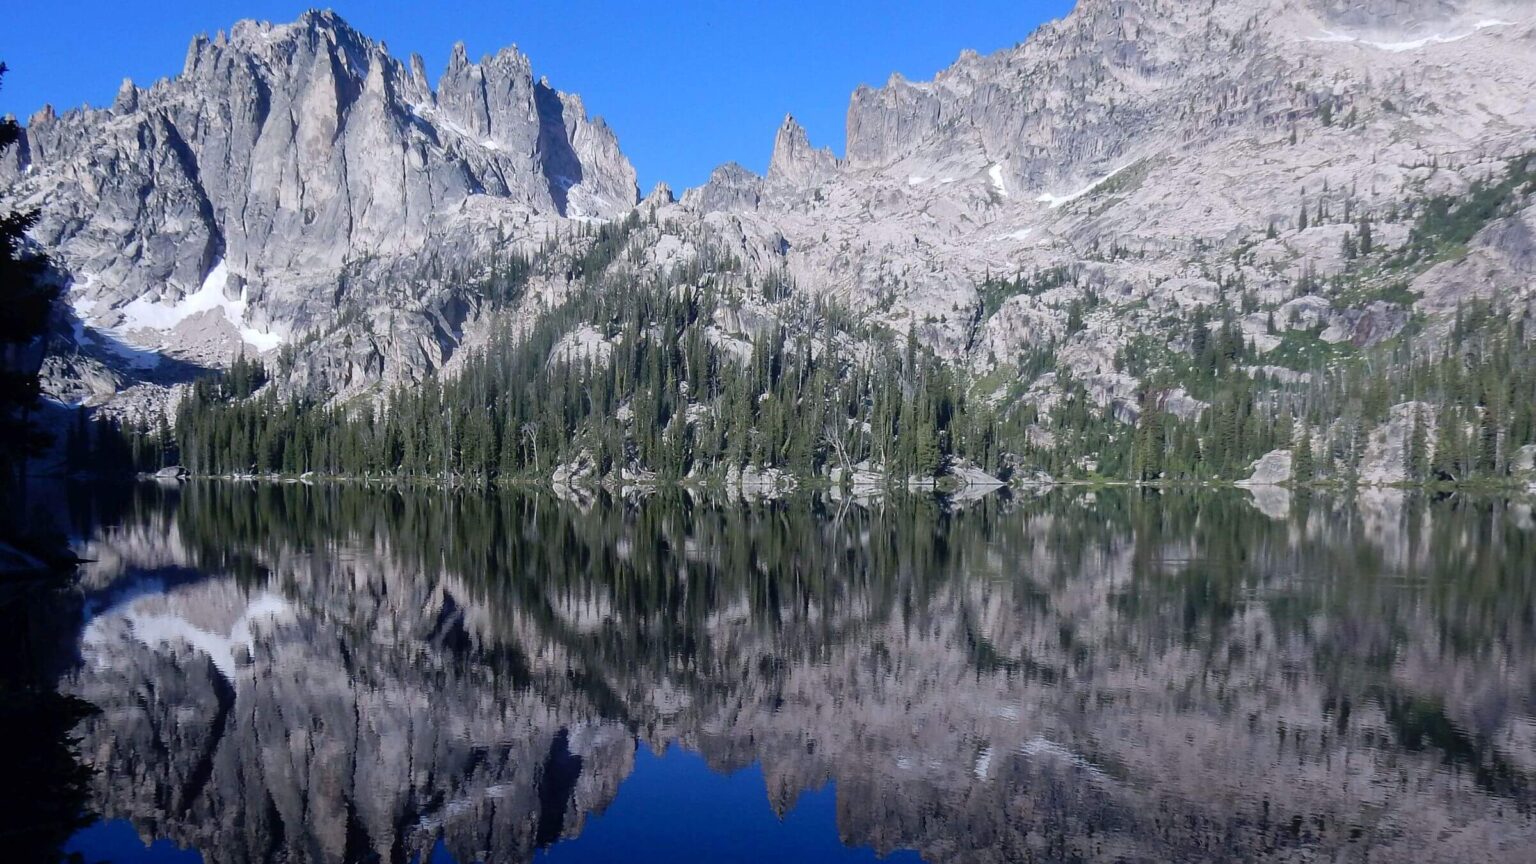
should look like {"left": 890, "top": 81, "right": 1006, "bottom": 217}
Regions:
{"left": 7, "top": 483, "right": 1536, "bottom": 862}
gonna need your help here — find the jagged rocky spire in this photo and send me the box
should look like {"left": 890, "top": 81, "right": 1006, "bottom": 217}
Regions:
{"left": 767, "top": 114, "right": 837, "bottom": 187}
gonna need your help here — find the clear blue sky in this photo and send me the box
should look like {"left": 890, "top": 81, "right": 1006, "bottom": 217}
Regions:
{"left": 0, "top": 1, "right": 1073, "bottom": 191}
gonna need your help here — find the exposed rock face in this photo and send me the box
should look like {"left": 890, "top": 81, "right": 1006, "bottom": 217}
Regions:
{"left": 3, "top": 10, "right": 636, "bottom": 384}
{"left": 723, "top": 463, "right": 797, "bottom": 500}
{"left": 1514, "top": 444, "right": 1536, "bottom": 475}
{"left": 1514, "top": 444, "right": 1536, "bottom": 492}
{"left": 682, "top": 163, "right": 764, "bottom": 214}
{"left": 766, "top": 115, "right": 837, "bottom": 188}
{"left": 948, "top": 459, "right": 1004, "bottom": 488}
{"left": 6, "top": 0, "right": 1536, "bottom": 441}
{"left": 552, "top": 448, "right": 599, "bottom": 487}
{"left": 652, "top": 0, "right": 1536, "bottom": 411}
{"left": 1416, "top": 195, "right": 1536, "bottom": 322}
{"left": 840, "top": 0, "right": 1532, "bottom": 191}
{"left": 1239, "top": 449, "right": 1294, "bottom": 486}
{"left": 828, "top": 459, "right": 888, "bottom": 494}
{"left": 1360, "top": 401, "right": 1436, "bottom": 485}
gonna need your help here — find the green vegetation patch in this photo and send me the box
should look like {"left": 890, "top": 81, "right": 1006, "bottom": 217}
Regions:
{"left": 1265, "top": 328, "right": 1356, "bottom": 371}
{"left": 1390, "top": 152, "right": 1535, "bottom": 269}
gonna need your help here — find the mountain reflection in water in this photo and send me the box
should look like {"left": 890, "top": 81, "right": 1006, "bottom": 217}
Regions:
{"left": 16, "top": 482, "right": 1536, "bottom": 862}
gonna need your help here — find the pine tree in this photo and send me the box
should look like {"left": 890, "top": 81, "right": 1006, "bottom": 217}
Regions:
{"left": 1292, "top": 427, "right": 1314, "bottom": 485}
{"left": 136, "top": 164, "right": 1536, "bottom": 493}
{"left": 1408, "top": 406, "right": 1428, "bottom": 482}
{"left": 155, "top": 409, "right": 175, "bottom": 468}
{"left": 914, "top": 421, "right": 941, "bottom": 478}
{"left": 1478, "top": 410, "right": 1500, "bottom": 477}
{"left": 1431, "top": 408, "right": 1460, "bottom": 481}
{"left": 1132, "top": 392, "right": 1165, "bottom": 482}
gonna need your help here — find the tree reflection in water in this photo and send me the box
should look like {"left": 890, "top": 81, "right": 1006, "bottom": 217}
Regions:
{"left": 14, "top": 482, "right": 1536, "bottom": 863}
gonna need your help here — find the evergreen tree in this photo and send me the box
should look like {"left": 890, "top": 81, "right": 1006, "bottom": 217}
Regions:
{"left": 1292, "top": 427, "right": 1314, "bottom": 485}
{"left": 1431, "top": 408, "right": 1460, "bottom": 482}
{"left": 1132, "top": 392, "right": 1165, "bottom": 482}
{"left": 139, "top": 152, "right": 1536, "bottom": 492}
{"left": 1408, "top": 406, "right": 1428, "bottom": 482}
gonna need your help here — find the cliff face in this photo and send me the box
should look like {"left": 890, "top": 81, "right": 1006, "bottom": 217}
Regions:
{"left": 840, "top": 0, "right": 1532, "bottom": 183}
{"left": 5, "top": 1, "right": 1536, "bottom": 448}
{"left": 678, "top": 0, "right": 1536, "bottom": 371}
{"left": 3, "top": 11, "right": 636, "bottom": 383}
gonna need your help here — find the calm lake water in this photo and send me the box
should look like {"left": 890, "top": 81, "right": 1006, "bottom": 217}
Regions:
{"left": 4, "top": 482, "right": 1535, "bottom": 862}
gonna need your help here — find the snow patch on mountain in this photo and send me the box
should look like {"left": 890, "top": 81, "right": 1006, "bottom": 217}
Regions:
{"left": 70, "top": 283, "right": 166, "bottom": 370}
{"left": 106, "top": 262, "right": 285, "bottom": 352}
{"left": 410, "top": 102, "right": 504, "bottom": 152}
{"left": 1306, "top": 19, "right": 1513, "bottom": 52}
{"left": 1365, "top": 32, "right": 1474, "bottom": 51}
{"left": 988, "top": 164, "right": 1008, "bottom": 197}
{"left": 1035, "top": 164, "right": 1131, "bottom": 209}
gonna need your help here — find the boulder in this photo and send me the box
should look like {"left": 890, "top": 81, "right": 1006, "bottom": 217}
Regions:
{"left": 830, "top": 460, "right": 887, "bottom": 491}
{"left": 552, "top": 450, "right": 599, "bottom": 487}
{"left": 1359, "top": 402, "right": 1434, "bottom": 486}
{"left": 1512, "top": 444, "right": 1536, "bottom": 475}
{"left": 948, "top": 460, "right": 1004, "bottom": 488}
{"left": 1238, "top": 450, "right": 1292, "bottom": 486}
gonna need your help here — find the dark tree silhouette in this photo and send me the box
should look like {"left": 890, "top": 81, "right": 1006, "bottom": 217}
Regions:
{"left": 0, "top": 62, "right": 60, "bottom": 484}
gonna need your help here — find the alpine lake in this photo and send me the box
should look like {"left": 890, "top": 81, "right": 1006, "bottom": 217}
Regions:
{"left": 4, "top": 480, "right": 1535, "bottom": 863}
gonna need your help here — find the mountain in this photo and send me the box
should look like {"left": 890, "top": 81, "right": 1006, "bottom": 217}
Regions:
{"left": 690, "top": 0, "right": 1535, "bottom": 363}
{"left": 2, "top": 10, "right": 635, "bottom": 399}
{"left": 4, "top": 0, "right": 1536, "bottom": 486}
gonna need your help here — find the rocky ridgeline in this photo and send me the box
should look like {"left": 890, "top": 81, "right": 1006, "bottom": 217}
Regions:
{"left": 3, "top": 10, "right": 637, "bottom": 405}
{"left": 3, "top": 0, "right": 1535, "bottom": 454}
{"left": 683, "top": 0, "right": 1536, "bottom": 378}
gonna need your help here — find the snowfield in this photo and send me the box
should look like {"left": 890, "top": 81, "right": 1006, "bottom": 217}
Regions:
{"left": 1034, "top": 164, "right": 1131, "bottom": 209}
{"left": 103, "top": 261, "right": 286, "bottom": 352}
{"left": 1305, "top": 19, "right": 1512, "bottom": 53}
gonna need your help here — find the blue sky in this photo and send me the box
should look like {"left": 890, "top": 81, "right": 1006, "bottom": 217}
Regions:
{"left": 0, "top": 1, "right": 1073, "bottom": 190}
